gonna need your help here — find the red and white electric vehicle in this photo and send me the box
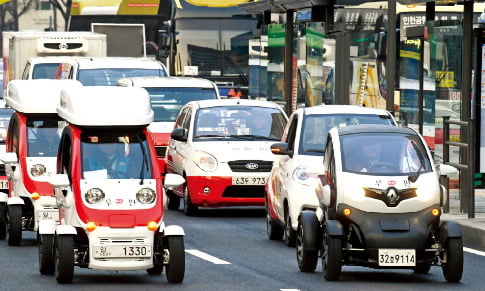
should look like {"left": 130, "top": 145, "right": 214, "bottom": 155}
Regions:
{"left": 0, "top": 79, "right": 82, "bottom": 246}
{"left": 39, "top": 86, "right": 186, "bottom": 284}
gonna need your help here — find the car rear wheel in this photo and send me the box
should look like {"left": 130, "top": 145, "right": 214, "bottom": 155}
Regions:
{"left": 55, "top": 235, "right": 75, "bottom": 284}
{"left": 7, "top": 205, "right": 22, "bottom": 246}
{"left": 166, "top": 190, "right": 181, "bottom": 210}
{"left": 0, "top": 202, "right": 6, "bottom": 240}
{"left": 284, "top": 209, "right": 296, "bottom": 247}
{"left": 266, "top": 202, "right": 283, "bottom": 240}
{"left": 322, "top": 233, "right": 342, "bottom": 281}
{"left": 39, "top": 234, "right": 55, "bottom": 275}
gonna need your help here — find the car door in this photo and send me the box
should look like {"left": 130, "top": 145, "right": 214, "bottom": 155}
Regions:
{"left": 274, "top": 114, "right": 299, "bottom": 219}
{"left": 168, "top": 105, "right": 192, "bottom": 176}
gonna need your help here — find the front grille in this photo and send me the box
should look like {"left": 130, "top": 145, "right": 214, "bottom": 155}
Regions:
{"left": 155, "top": 146, "right": 168, "bottom": 158}
{"left": 222, "top": 185, "right": 265, "bottom": 198}
{"left": 43, "top": 43, "right": 84, "bottom": 50}
{"left": 228, "top": 160, "right": 273, "bottom": 172}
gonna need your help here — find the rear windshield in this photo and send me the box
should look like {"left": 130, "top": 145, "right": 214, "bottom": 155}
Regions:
{"left": 78, "top": 68, "right": 167, "bottom": 86}
{"left": 146, "top": 87, "right": 218, "bottom": 122}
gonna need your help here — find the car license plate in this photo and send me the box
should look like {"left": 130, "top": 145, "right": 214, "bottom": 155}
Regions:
{"left": 378, "top": 249, "right": 416, "bottom": 266}
{"left": 38, "top": 211, "right": 58, "bottom": 222}
{"left": 93, "top": 245, "right": 152, "bottom": 258}
{"left": 232, "top": 176, "right": 266, "bottom": 185}
{"left": 0, "top": 179, "right": 7, "bottom": 189}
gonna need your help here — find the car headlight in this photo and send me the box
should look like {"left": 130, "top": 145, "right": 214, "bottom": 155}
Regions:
{"left": 193, "top": 150, "right": 218, "bottom": 172}
{"left": 292, "top": 166, "right": 320, "bottom": 186}
{"left": 137, "top": 188, "right": 156, "bottom": 204}
{"left": 30, "top": 164, "right": 46, "bottom": 176}
{"left": 85, "top": 188, "right": 105, "bottom": 204}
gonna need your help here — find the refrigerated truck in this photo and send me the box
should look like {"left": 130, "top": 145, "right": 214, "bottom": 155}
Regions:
{"left": 2, "top": 31, "right": 107, "bottom": 96}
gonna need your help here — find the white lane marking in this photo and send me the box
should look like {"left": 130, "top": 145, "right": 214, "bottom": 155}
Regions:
{"left": 186, "top": 249, "right": 231, "bottom": 264}
{"left": 464, "top": 247, "right": 485, "bottom": 257}
{"left": 280, "top": 289, "right": 301, "bottom": 291}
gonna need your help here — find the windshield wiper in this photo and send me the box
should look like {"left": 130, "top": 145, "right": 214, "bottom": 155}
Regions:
{"left": 229, "top": 134, "right": 279, "bottom": 141}
{"left": 306, "top": 149, "right": 325, "bottom": 153}
{"left": 194, "top": 134, "right": 226, "bottom": 138}
{"left": 408, "top": 142, "right": 426, "bottom": 183}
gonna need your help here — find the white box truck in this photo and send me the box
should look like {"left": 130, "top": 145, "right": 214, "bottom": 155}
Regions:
{"left": 2, "top": 31, "right": 107, "bottom": 95}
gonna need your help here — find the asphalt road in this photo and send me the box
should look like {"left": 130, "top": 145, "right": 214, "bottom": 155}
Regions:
{"left": 1, "top": 206, "right": 485, "bottom": 291}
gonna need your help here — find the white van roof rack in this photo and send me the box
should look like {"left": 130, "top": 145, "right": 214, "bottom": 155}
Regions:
{"left": 6, "top": 79, "right": 83, "bottom": 114}
{"left": 58, "top": 86, "right": 153, "bottom": 126}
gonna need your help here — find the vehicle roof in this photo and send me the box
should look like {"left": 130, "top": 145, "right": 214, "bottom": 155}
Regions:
{"left": 189, "top": 99, "right": 286, "bottom": 111}
{"left": 58, "top": 86, "right": 153, "bottom": 126}
{"left": 300, "top": 104, "right": 393, "bottom": 116}
{"left": 27, "top": 56, "right": 78, "bottom": 64}
{"left": 336, "top": 124, "right": 416, "bottom": 136}
{"left": 5, "top": 79, "right": 83, "bottom": 114}
{"left": 71, "top": 57, "right": 165, "bottom": 70}
{"left": 117, "top": 76, "right": 217, "bottom": 88}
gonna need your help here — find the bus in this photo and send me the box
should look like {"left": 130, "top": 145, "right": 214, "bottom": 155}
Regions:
{"left": 67, "top": 0, "right": 260, "bottom": 97}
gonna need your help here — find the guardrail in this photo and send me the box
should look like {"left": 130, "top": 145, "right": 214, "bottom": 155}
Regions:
{"left": 442, "top": 116, "right": 476, "bottom": 218}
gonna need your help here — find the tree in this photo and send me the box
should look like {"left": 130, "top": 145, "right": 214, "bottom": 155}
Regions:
{"left": 48, "top": 0, "right": 72, "bottom": 31}
{"left": 0, "top": 0, "right": 36, "bottom": 31}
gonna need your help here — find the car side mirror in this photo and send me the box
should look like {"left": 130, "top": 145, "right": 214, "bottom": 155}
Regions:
{"left": 437, "top": 164, "right": 458, "bottom": 177}
{"left": 164, "top": 173, "right": 185, "bottom": 190}
{"left": 0, "top": 152, "right": 18, "bottom": 164}
{"left": 49, "top": 174, "right": 70, "bottom": 188}
{"left": 270, "top": 142, "right": 292, "bottom": 157}
{"left": 171, "top": 128, "right": 188, "bottom": 142}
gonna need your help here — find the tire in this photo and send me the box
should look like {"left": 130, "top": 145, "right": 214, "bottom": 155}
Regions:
{"left": 55, "top": 235, "right": 75, "bottom": 284}
{"left": 39, "top": 234, "right": 55, "bottom": 275}
{"left": 296, "top": 219, "right": 318, "bottom": 272}
{"left": 7, "top": 205, "right": 22, "bottom": 246}
{"left": 322, "top": 234, "right": 342, "bottom": 281}
{"left": 0, "top": 203, "right": 6, "bottom": 240}
{"left": 266, "top": 203, "right": 283, "bottom": 240}
{"left": 284, "top": 209, "right": 296, "bottom": 247}
{"left": 442, "top": 237, "right": 463, "bottom": 282}
{"left": 183, "top": 185, "right": 198, "bottom": 216}
{"left": 413, "top": 263, "right": 431, "bottom": 274}
{"left": 165, "top": 236, "right": 185, "bottom": 283}
{"left": 166, "top": 190, "right": 181, "bottom": 210}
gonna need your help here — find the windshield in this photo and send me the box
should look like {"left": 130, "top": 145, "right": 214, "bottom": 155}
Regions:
{"left": 27, "top": 118, "right": 63, "bottom": 157}
{"left": 193, "top": 106, "right": 287, "bottom": 141}
{"left": 145, "top": 87, "right": 218, "bottom": 122}
{"left": 78, "top": 68, "right": 166, "bottom": 86}
{"left": 32, "top": 63, "right": 61, "bottom": 79}
{"left": 300, "top": 113, "right": 395, "bottom": 156}
{"left": 81, "top": 130, "right": 153, "bottom": 179}
{"left": 341, "top": 132, "right": 432, "bottom": 175}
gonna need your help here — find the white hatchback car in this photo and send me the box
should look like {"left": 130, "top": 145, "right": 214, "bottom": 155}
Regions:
{"left": 265, "top": 105, "right": 397, "bottom": 246}
{"left": 166, "top": 99, "right": 288, "bottom": 215}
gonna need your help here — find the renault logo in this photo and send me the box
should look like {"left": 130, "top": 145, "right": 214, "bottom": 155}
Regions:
{"left": 245, "top": 162, "right": 259, "bottom": 170}
{"left": 386, "top": 188, "right": 399, "bottom": 205}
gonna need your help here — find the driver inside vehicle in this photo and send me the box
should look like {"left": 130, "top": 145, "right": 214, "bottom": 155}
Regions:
{"left": 83, "top": 143, "right": 129, "bottom": 179}
{"left": 29, "top": 127, "right": 60, "bottom": 157}
{"left": 349, "top": 141, "right": 384, "bottom": 173}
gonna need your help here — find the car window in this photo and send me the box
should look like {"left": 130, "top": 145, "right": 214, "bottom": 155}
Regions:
{"left": 0, "top": 108, "right": 13, "bottom": 144}
{"left": 193, "top": 106, "right": 286, "bottom": 141}
{"left": 299, "top": 113, "right": 395, "bottom": 156}
{"left": 78, "top": 68, "right": 165, "bottom": 86}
